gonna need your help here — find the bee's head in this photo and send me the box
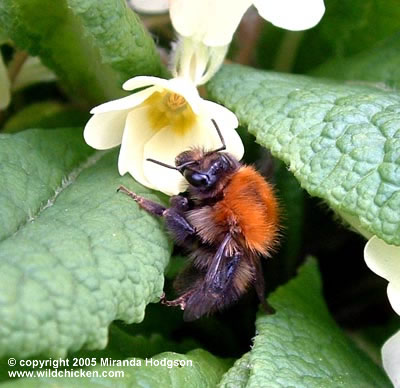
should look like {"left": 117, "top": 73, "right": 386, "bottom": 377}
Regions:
{"left": 146, "top": 119, "right": 241, "bottom": 198}
{"left": 175, "top": 149, "right": 239, "bottom": 197}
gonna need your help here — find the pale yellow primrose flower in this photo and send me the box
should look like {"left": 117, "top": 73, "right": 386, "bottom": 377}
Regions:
{"left": 364, "top": 236, "right": 400, "bottom": 315}
{"left": 169, "top": 0, "right": 325, "bottom": 85}
{"left": 364, "top": 235, "right": 400, "bottom": 387}
{"left": 382, "top": 330, "right": 400, "bottom": 388}
{"left": 129, "top": 0, "right": 169, "bottom": 14}
{"left": 170, "top": 0, "right": 326, "bottom": 47}
{"left": 84, "top": 76, "right": 244, "bottom": 195}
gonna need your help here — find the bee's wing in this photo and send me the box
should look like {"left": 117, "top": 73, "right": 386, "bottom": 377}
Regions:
{"left": 183, "top": 234, "right": 244, "bottom": 321}
{"left": 203, "top": 234, "right": 234, "bottom": 290}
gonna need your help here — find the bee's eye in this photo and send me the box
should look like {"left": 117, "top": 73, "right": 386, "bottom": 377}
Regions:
{"left": 184, "top": 171, "right": 211, "bottom": 187}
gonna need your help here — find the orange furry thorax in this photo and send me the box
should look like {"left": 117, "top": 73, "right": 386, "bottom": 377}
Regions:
{"left": 187, "top": 166, "right": 280, "bottom": 256}
{"left": 214, "top": 166, "right": 279, "bottom": 254}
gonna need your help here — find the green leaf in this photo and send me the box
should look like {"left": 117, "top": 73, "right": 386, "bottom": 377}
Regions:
{"left": 0, "top": 26, "right": 7, "bottom": 43}
{"left": 0, "top": 325, "right": 197, "bottom": 383}
{"left": 3, "top": 102, "right": 90, "bottom": 133}
{"left": 218, "top": 351, "right": 250, "bottom": 388}
{"left": 319, "top": 0, "right": 400, "bottom": 56}
{"left": 294, "top": 0, "right": 400, "bottom": 73}
{"left": 219, "top": 259, "right": 390, "bottom": 388}
{"left": 0, "top": 0, "right": 166, "bottom": 104}
{"left": 207, "top": 65, "right": 400, "bottom": 245}
{"left": 348, "top": 315, "right": 400, "bottom": 365}
{"left": 164, "top": 255, "right": 186, "bottom": 280}
{"left": 273, "top": 160, "right": 305, "bottom": 278}
{"left": 0, "top": 128, "right": 93, "bottom": 240}
{"left": 73, "top": 324, "right": 197, "bottom": 360}
{"left": 1, "top": 349, "right": 230, "bottom": 387}
{"left": 313, "top": 32, "right": 400, "bottom": 91}
{"left": 0, "top": 129, "right": 171, "bottom": 358}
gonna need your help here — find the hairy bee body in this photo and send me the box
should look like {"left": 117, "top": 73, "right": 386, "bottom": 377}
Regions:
{"left": 119, "top": 121, "right": 280, "bottom": 321}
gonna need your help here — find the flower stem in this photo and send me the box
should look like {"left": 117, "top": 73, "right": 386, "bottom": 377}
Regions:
{"left": 7, "top": 50, "right": 29, "bottom": 84}
{"left": 273, "top": 31, "right": 304, "bottom": 73}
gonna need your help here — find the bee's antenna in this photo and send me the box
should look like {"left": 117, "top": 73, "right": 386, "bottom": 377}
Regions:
{"left": 146, "top": 158, "right": 179, "bottom": 171}
{"left": 146, "top": 158, "right": 196, "bottom": 172}
{"left": 211, "top": 119, "right": 226, "bottom": 153}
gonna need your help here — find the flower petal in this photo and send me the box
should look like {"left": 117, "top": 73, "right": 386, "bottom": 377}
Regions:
{"left": 91, "top": 86, "right": 157, "bottom": 114}
{"left": 254, "top": 0, "right": 325, "bottom": 31}
{"left": 170, "top": 0, "right": 252, "bottom": 46}
{"left": 143, "top": 120, "right": 225, "bottom": 195}
{"left": 84, "top": 110, "right": 128, "bottom": 150}
{"left": 118, "top": 106, "right": 157, "bottom": 189}
{"left": 382, "top": 330, "right": 400, "bottom": 387}
{"left": 129, "top": 0, "right": 169, "bottom": 14}
{"left": 122, "top": 76, "right": 168, "bottom": 91}
{"left": 124, "top": 76, "right": 203, "bottom": 115}
{"left": 0, "top": 54, "right": 11, "bottom": 110}
{"left": 201, "top": 100, "right": 244, "bottom": 161}
{"left": 364, "top": 235, "right": 400, "bottom": 315}
{"left": 388, "top": 280, "right": 400, "bottom": 316}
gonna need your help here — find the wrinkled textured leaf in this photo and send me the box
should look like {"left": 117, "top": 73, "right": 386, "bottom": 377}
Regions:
{"left": 0, "top": 0, "right": 165, "bottom": 104}
{"left": 0, "top": 128, "right": 93, "bottom": 240}
{"left": 0, "top": 129, "right": 171, "bottom": 358}
{"left": 218, "top": 352, "right": 250, "bottom": 388}
{"left": 219, "top": 260, "right": 390, "bottom": 388}
{"left": 207, "top": 65, "right": 400, "bottom": 245}
{"left": 0, "top": 325, "right": 197, "bottom": 383}
{"left": 314, "top": 32, "right": 400, "bottom": 91}
{"left": 2, "top": 349, "right": 229, "bottom": 387}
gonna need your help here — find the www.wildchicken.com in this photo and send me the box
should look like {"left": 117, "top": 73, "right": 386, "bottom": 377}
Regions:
{"left": 7, "top": 357, "right": 193, "bottom": 378}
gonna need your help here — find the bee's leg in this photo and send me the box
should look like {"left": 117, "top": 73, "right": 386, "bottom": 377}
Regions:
{"left": 169, "top": 195, "right": 191, "bottom": 212}
{"left": 163, "top": 208, "right": 196, "bottom": 245}
{"left": 118, "top": 186, "right": 196, "bottom": 242}
{"left": 160, "top": 290, "right": 195, "bottom": 311}
{"left": 258, "top": 292, "right": 275, "bottom": 315}
{"left": 165, "top": 195, "right": 197, "bottom": 246}
{"left": 253, "top": 258, "right": 275, "bottom": 315}
{"left": 117, "top": 185, "right": 166, "bottom": 216}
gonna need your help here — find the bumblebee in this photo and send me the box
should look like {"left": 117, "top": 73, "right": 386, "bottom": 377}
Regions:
{"left": 119, "top": 120, "right": 280, "bottom": 321}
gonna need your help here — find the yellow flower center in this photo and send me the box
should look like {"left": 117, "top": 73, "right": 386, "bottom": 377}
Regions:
{"left": 166, "top": 93, "right": 187, "bottom": 111}
{"left": 143, "top": 90, "right": 196, "bottom": 135}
